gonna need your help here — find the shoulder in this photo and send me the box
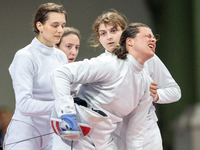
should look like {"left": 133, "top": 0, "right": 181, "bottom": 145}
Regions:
{"left": 146, "top": 54, "right": 162, "bottom": 65}
{"left": 14, "top": 44, "right": 34, "bottom": 61}
{"left": 76, "top": 54, "right": 118, "bottom": 79}
{"left": 9, "top": 44, "right": 35, "bottom": 73}
{"left": 91, "top": 53, "right": 118, "bottom": 69}
{"left": 92, "top": 54, "right": 121, "bottom": 80}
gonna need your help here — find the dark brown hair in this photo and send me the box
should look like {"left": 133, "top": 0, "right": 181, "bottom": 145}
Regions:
{"left": 33, "top": 3, "right": 67, "bottom": 34}
{"left": 112, "top": 23, "right": 149, "bottom": 60}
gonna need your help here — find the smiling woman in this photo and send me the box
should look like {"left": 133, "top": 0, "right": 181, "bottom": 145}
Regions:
{"left": 3, "top": 3, "right": 68, "bottom": 150}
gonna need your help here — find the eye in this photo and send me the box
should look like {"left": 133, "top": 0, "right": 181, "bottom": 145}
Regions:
{"left": 145, "top": 34, "right": 156, "bottom": 40}
{"left": 52, "top": 25, "right": 58, "bottom": 28}
{"left": 51, "top": 23, "right": 59, "bottom": 28}
{"left": 100, "top": 32, "right": 106, "bottom": 36}
{"left": 66, "top": 45, "right": 71, "bottom": 49}
{"left": 76, "top": 46, "right": 79, "bottom": 50}
{"left": 147, "top": 34, "right": 152, "bottom": 38}
{"left": 111, "top": 29, "right": 117, "bottom": 33}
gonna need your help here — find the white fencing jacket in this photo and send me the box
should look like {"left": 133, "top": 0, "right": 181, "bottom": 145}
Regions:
{"left": 112, "top": 50, "right": 181, "bottom": 149}
{"left": 145, "top": 53, "right": 181, "bottom": 126}
{"left": 8, "top": 37, "right": 68, "bottom": 136}
{"left": 50, "top": 51, "right": 154, "bottom": 150}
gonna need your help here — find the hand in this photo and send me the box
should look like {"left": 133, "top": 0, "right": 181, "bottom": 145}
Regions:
{"left": 59, "top": 114, "right": 81, "bottom": 141}
{"left": 61, "top": 114, "right": 78, "bottom": 131}
{"left": 53, "top": 95, "right": 83, "bottom": 141}
{"left": 149, "top": 82, "right": 159, "bottom": 102}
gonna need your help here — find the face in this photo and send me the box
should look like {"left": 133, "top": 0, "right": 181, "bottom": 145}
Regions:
{"left": 98, "top": 23, "right": 123, "bottom": 52}
{"left": 37, "top": 12, "right": 66, "bottom": 47}
{"left": 58, "top": 34, "right": 80, "bottom": 63}
{"left": 128, "top": 27, "right": 156, "bottom": 64}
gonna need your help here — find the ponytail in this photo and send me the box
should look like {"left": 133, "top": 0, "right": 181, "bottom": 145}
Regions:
{"left": 112, "top": 43, "right": 128, "bottom": 60}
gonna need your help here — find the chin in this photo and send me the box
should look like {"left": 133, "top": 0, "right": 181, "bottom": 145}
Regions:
{"left": 150, "top": 53, "right": 154, "bottom": 58}
{"left": 54, "top": 39, "right": 60, "bottom": 44}
{"left": 147, "top": 53, "right": 154, "bottom": 60}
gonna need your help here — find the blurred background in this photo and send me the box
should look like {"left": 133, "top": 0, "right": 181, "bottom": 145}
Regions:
{"left": 0, "top": 0, "right": 197, "bottom": 149}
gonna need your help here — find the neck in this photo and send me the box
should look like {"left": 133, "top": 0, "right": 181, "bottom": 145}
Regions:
{"left": 37, "top": 36, "right": 53, "bottom": 47}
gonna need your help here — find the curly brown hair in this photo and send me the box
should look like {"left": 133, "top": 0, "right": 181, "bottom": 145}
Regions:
{"left": 89, "top": 9, "right": 128, "bottom": 48}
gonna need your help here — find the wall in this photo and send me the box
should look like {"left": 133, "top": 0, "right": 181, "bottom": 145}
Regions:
{"left": 0, "top": 0, "right": 154, "bottom": 110}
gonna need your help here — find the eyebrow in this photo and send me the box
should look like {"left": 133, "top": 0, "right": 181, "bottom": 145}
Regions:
{"left": 51, "top": 22, "right": 66, "bottom": 25}
{"left": 65, "top": 43, "right": 80, "bottom": 46}
{"left": 99, "top": 30, "right": 105, "bottom": 33}
{"left": 99, "top": 26, "right": 117, "bottom": 32}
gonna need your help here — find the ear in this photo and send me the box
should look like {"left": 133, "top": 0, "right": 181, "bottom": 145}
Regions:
{"left": 36, "top": 21, "right": 43, "bottom": 32}
{"left": 126, "top": 38, "right": 133, "bottom": 46}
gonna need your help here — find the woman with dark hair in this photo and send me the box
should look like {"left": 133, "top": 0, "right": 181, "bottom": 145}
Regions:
{"left": 50, "top": 22, "right": 156, "bottom": 150}
{"left": 4, "top": 3, "right": 67, "bottom": 150}
{"left": 89, "top": 10, "right": 181, "bottom": 150}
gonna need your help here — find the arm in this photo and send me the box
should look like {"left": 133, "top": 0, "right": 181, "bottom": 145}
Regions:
{"left": 50, "top": 57, "right": 114, "bottom": 101}
{"left": 50, "top": 57, "right": 113, "bottom": 139}
{"left": 126, "top": 91, "right": 153, "bottom": 150}
{"left": 50, "top": 56, "right": 115, "bottom": 117}
{"left": 9, "top": 51, "right": 53, "bottom": 116}
{"left": 146, "top": 54, "right": 181, "bottom": 104}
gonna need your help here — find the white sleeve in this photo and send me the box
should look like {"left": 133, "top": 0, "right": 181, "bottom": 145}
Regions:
{"left": 9, "top": 52, "right": 53, "bottom": 116}
{"left": 126, "top": 91, "right": 153, "bottom": 150}
{"left": 50, "top": 57, "right": 114, "bottom": 113}
{"left": 146, "top": 54, "right": 181, "bottom": 104}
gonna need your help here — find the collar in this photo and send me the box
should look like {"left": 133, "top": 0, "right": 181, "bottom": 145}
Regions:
{"left": 104, "top": 50, "right": 112, "bottom": 55}
{"left": 127, "top": 54, "right": 144, "bottom": 73}
{"left": 105, "top": 49, "right": 144, "bottom": 73}
{"left": 31, "top": 37, "right": 54, "bottom": 55}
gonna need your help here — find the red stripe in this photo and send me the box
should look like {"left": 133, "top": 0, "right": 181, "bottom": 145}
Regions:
{"left": 56, "top": 121, "right": 61, "bottom": 133}
{"left": 80, "top": 125, "right": 91, "bottom": 136}
{"left": 51, "top": 120, "right": 58, "bottom": 135}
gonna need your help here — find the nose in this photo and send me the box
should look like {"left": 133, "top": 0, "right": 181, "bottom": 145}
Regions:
{"left": 151, "top": 37, "right": 156, "bottom": 43}
{"left": 71, "top": 47, "right": 77, "bottom": 55}
{"left": 58, "top": 26, "right": 64, "bottom": 33}
{"left": 107, "top": 32, "right": 112, "bottom": 40}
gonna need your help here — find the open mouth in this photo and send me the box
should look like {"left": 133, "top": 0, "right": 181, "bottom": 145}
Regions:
{"left": 148, "top": 44, "right": 154, "bottom": 48}
{"left": 68, "top": 58, "right": 74, "bottom": 62}
{"left": 148, "top": 44, "right": 155, "bottom": 52}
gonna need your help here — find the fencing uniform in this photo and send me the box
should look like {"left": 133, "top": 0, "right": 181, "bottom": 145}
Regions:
{"left": 4, "top": 37, "right": 68, "bottom": 150}
{"left": 144, "top": 54, "right": 181, "bottom": 150}
{"left": 50, "top": 51, "right": 154, "bottom": 150}
{"left": 113, "top": 53, "right": 181, "bottom": 150}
